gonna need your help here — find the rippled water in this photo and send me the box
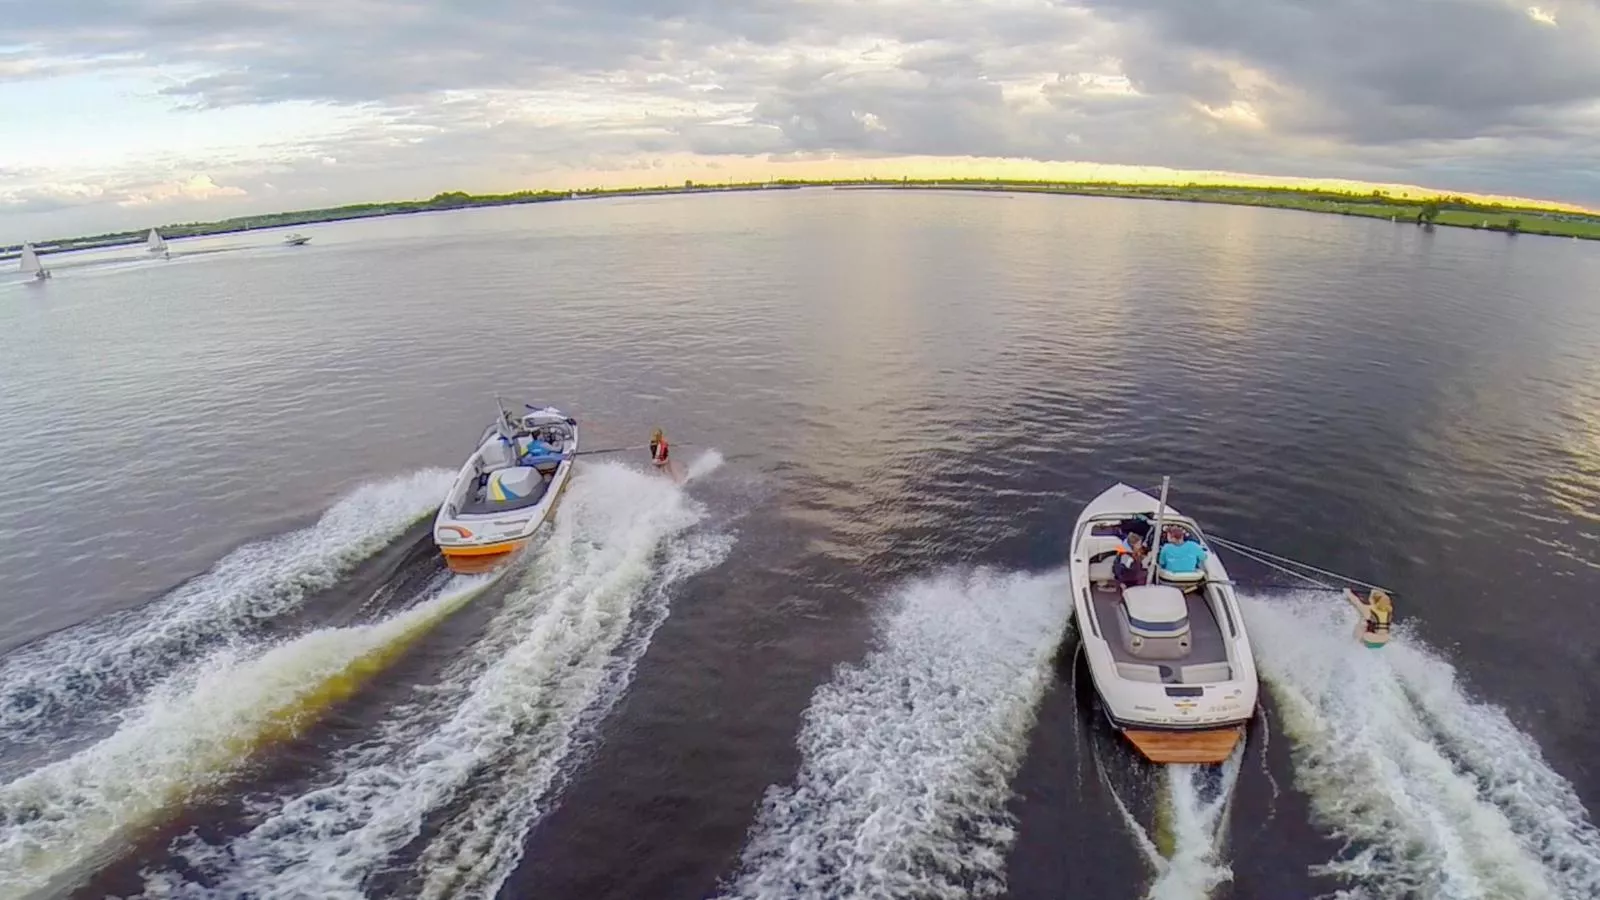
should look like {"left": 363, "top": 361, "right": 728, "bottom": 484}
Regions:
{"left": 2, "top": 189, "right": 1599, "bottom": 899}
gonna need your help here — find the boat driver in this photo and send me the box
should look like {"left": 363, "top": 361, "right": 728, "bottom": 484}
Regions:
{"left": 1157, "top": 526, "right": 1208, "bottom": 574}
{"left": 519, "top": 435, "right": 561, "bottom": 465}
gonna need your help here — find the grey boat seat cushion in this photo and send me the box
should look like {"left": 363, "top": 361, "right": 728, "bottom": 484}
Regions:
{"left": 480, "top": 437, "right": 516, "bottom": 473}
{"left": 1121, "top": 585, "right": 1191, "bottom": 638}
{"left": 1179, "top": 661, "right": 1233, "bottom": 684}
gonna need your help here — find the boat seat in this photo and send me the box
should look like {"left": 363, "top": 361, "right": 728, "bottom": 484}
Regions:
{"left": 460, "top": 466, "right": 549, "bottom": 515}
{"left": 1119, "top": 585, "right": 1192, "bottom": 660}
{"left": 1158, "top": 568, "right": 1206, "bottom": 592}
{"left": 1082, "top": 534, "right": 1130, "bottom": 584}
{"left": 1115, "top": 662, "right": 1163, "bottom": 683}
{"left": 1179, "top": 662, "right": 1233, "bottom": 684}
{"left": 480, "top": 438, "right": 516, "bottom": 473}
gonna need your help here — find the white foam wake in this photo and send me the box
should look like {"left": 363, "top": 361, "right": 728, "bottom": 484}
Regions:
{"left": 1101, "top": 745, "right": 1245, "bottom": 900}
{"left": 716, "top": 567, "right": 1072, "bottom": 900}
{"left": 0, "top": 469, "right": 454, "bottom": 749}
{"left": 1243, "top": 591, "right": 1600, "bottom": 900}
{"left": 0, "top": 574, "right": 494, "bottom": 899}
{"left": 143, "top": 453, "right": 730, "bottom": 900}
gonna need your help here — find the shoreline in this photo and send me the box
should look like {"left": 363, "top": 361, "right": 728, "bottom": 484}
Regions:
{"left": 7, "top": 179, "right": 1597, "bottom": 259}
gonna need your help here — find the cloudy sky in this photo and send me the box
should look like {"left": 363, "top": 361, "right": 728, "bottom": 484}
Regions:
{"left": 4, "top": 0, "right": 1599, "bottom": 242}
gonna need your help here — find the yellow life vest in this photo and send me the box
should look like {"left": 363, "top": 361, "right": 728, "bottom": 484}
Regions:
{"left": 1366, "top": 606, "right": 1391, "bottom": 633}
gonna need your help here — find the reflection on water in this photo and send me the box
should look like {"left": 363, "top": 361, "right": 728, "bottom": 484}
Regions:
{"left": 3, "top": 190, "right": 1600, "bottom": 899}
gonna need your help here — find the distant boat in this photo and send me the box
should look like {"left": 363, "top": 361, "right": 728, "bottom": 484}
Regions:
{"left": 146, "top": 229, "right": 167, "bottom": 254}
{"left": 283, "top": 233, "right": 311, "bottom": 246}
{"left": 19, "top": 242, "right": 51, "bottom": 280}
{"left": 433, "top": 400, "right": 579, "bottom": 574}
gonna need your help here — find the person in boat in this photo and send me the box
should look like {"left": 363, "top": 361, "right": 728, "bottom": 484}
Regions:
{"left": 1112, "top": 532, "right": 1149, "bottom": 588}
{"left": 519, "top": 434, "right": 561, "bottom": 465}
{"left": 1086, "top": 531, "right": 1146, "bottom": 589}
{"left": 1344, "top": 588, "right": 1393, "bottom": 648}
{"left": 1114, "top": 513, "right": 1153, "bottom": 546}
{"left": 1157, "top": 525, "right": 1208, "bottom": 574}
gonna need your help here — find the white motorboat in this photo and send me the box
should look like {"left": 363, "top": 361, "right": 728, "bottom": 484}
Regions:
{"left": 433, "top": 400, "right": 579, "bottom": 574}
{"left": 284, "top": 233, "right": 311, "bottom": 246}
{"left": 19, "top": 242, "right": 50, "bottom": 280}
{"left": 1069, "top": 479, "right": 1258, "bottom": 763}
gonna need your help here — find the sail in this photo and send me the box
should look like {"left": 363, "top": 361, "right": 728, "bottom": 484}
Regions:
{"left": 19, "top": 243, "right": 41, "bottom": 274}
{"left": 147, "top": 229, "right": 167, "bottom": 252}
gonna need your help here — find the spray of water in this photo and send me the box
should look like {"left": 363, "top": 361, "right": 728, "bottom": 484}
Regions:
{"left": 1243, "top": 590, "right": 1600, "bottom": 900}
{"left": 717, "top": 567, "right": 1073, "bottom": 900}
{"left": 138, "top": 453, "right": 729, "bottom": 900}
{"left": 0, "top": 574, "right": 493, "bottom": 899}
{"left": 1094, "top": 728, "right": 1245, "bottom": 900}
{"left": 0, "top": 469, "right": 455, "bottom": 752}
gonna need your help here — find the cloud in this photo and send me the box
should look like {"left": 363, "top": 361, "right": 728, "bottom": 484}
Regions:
{"left": 0, "top": 182, "right": 108, "bottom": 214}
{"left": 4, "top": 0, "right": 1600, "bottom": 240}
{"left": 1084, "top": 0, "right": 1600, "bottom": 143}
{"left": 115, "top": 174, "right": 247, "bottom": 207}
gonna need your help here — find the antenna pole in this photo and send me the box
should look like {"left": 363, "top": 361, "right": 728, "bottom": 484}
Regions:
{"left": 1147, "top": 476, "right": 1170, "bottom": 585}
{"left": 493, "top": 394, "right": 514, "bottom": 440}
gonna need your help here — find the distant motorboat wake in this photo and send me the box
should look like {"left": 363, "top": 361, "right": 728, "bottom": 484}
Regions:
{"left": 0, "top": 469, "right": 456, "bottom": 765}
{"left": 0, "top": 572, "right": 495, "bottom": 898}
{"left": 128, "top": 453, "right": 730, "bottom": 900}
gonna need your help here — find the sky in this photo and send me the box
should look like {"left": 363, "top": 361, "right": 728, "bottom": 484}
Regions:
{"left": 4, "top": 0, "right": 1600, "bottom": 243}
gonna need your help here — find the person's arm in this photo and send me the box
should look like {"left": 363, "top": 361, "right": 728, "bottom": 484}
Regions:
{"left": 1344, "top": 589, "right": 1368, "bottom": 612}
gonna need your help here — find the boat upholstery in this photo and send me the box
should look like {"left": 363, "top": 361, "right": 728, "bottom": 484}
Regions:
{"left": 1159, "top": 568, "right": 1206, "bottom": 593}
{"left": 1115, "top": 662, "right": 1164, "bottom": 683}
{"left": 1082, "top": 533, "right": 1137, "bottom": 583}
{"left": 1119, "top": 585, "right": 1192, "bottom": 660}
{"left": 1122, "top": 586, "right": 1189, "bottom": 633}
{"left": 459, "top": 466, "right": 550, "bottom": 515}
{"left": 1179, "top": 662, "right": 1233, "bottom": 684}
{"left": 480, "top": 438, "right": 516, "bottom": 472}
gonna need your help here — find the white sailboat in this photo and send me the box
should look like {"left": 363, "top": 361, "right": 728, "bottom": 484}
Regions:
{"left": 19, "top": 243, "right": 51, "bottom": 280}
{"left": 146, "top": 228, "right": 168, "bottom": 254}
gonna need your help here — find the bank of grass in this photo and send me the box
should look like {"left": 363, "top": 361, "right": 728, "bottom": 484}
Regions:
{"left": 10, "top": 177, "right": 1600, "bottom": 258}
{"left": 868, "top": 180, "right": 1600, "bottom": 240}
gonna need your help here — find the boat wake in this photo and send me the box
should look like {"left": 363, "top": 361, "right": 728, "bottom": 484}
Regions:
{"left": 716, "top": 567, "right": 1072, "bottom": 900}
{"left": 1097, "top": 738, "right": 1245, "bottom": 900}
{"left": 135, "top": 453, "right": 730, "bottom": 900}
{"left": 1242, "top": 590, "right": 1600, "bottom": 900}
{"left": 0, "top": 574, "right": 495, "bottom": 899}
{"left": 0, "top": 469, "right": 454, "bottom": 758}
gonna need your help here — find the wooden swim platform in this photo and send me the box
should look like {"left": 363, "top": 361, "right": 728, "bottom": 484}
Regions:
{"left": 1123, "top": 725, "right": 1244, "bottom": 764}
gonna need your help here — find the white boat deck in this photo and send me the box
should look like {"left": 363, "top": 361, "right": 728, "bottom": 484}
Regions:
{"left": 1088, "top": 582, "right": 1230, "bottom": 683}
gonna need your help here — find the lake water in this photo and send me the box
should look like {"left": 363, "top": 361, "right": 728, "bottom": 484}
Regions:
{"left": 2, "top": 188, "right": 1599, "bottom": 900}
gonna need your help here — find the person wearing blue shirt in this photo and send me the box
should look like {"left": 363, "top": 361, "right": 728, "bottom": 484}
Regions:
{"left": 520, "top": 436, "right": 560, "bottom": 465}
{"left": 1157, "top": 527, "right": 1208, "bottom": 574}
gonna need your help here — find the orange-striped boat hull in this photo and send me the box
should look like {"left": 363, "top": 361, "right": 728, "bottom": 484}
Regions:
{"left": 439, "top": 539, "right": 529, "bottom": 575}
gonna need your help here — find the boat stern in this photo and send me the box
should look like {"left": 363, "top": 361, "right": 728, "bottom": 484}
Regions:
{"left": 437, "top": 537, "right": 529, "bottom": 574}
{"left": 1123, "top": 724, "right": 1245, "bottom": 764}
